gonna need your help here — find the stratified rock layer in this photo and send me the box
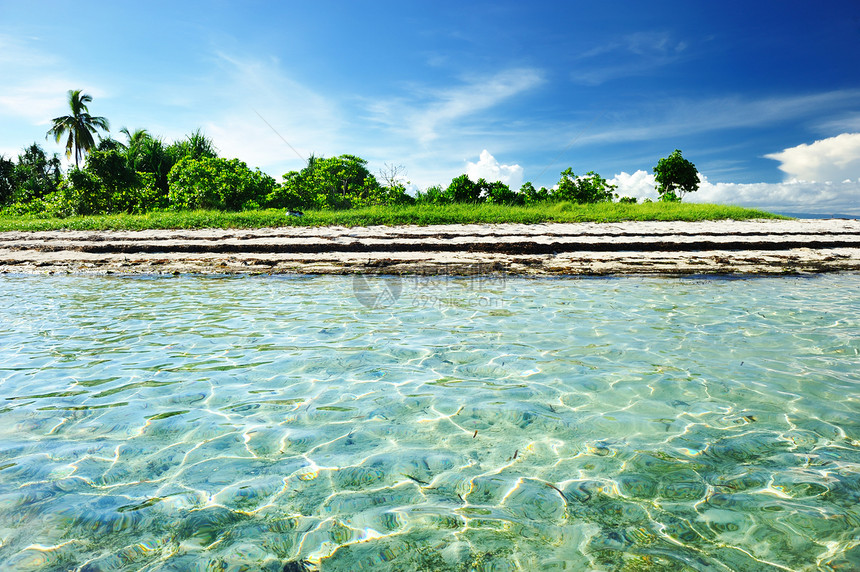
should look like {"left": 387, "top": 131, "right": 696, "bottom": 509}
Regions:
{"left": 1, "top": 219, "right": 859, "bottom": 275}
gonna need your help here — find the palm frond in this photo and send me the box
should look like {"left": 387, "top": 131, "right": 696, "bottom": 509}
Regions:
{"left": 47, "top": 90, "right": 110, "bottom": 166}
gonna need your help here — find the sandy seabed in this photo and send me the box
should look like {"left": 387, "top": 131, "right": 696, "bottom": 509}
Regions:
{"left": 1, "top": 218, "right": 859, "bottom": 276}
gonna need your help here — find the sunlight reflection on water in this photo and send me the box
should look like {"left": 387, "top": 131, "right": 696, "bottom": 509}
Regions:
{"left": 0, "top": 273, "right": 858, "bottom": 571}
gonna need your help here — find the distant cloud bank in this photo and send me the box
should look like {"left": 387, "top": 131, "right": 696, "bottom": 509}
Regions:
{"left": 606, "top": 133, "right": 860, "bottom": 215}
{"left": 609, "top": 171, "right": 860, "bottom": 215}
{"left": 465, "top": 147, "right": 859, "bottom": 215}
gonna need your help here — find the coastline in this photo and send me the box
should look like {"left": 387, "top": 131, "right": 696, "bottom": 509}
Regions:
{"left": 1, "top": 218, "right": 859, "bottom": 276}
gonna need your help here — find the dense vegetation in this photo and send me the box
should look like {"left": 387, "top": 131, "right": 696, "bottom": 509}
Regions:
{"left": 0, "top": 89, "right": 730, "bottom": 225}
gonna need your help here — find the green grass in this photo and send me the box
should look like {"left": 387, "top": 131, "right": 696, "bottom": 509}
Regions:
{"left": 0, "top": 202, "right": 789, "bottom": 232}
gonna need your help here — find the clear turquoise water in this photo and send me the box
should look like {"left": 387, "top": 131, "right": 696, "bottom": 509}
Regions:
{"left": 0, "top": 273, "right": 858, "bottom": 571}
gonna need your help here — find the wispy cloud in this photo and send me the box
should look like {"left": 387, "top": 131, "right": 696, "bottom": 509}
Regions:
{"left": 571, "top": 32, "right": 689, "bottom": 85}
{"left": 0, "top": 34, "right": 104, "bottom": 124}
{"left": 815, "top": 112, "right": 860, "bottom": 135}
{"left": 0, "top": 79, "right": 78, "bottom": 124}
{"left": 191, "top": 52, "right": 344, "bottom": 175}
{"left": 0, "top": 33, "right": 59, "bottom": 69}
{"left": 366, "top": 68, "right": 544, "bottom": 144}
{"left": 579, "top": 90, "right": 860, "bottom": 144}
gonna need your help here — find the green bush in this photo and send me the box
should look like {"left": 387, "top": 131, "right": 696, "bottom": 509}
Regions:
{"left": 551, "top": 169, "right": 616, "bottom": 203}
{"left": 272, "top": 154, "right": 414, "bottom": 210}
{"left": 168, "top": 157, "right": 276, "bottom": 211}
{"left": 483, "top": 180, "right": 522, "bottom": 205}
{"left": 10, "top": 144, "right": 63, "bottom": 204}
{"left": 264, "top": 173, "right": 309, "bottom": 210}
{"left": 0, "top": 155, "right": 14, "bottom": 206}
{"left": 519, "top": 182, "right": 550, "bottom": 205}
{"left": 60, "top": 150, "right": 148, "bottom": 215}
{"left": 0, "top": 191, "right": 68, "bottom": 218}
{"left": 444, "top": 174, "right": 481, "bottom": 203}
{"left": 414, "top": 185, "right": 447, "bottom": 205}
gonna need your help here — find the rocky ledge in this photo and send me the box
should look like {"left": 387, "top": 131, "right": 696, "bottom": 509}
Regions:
{"left": 1, "top": 219, "right": 859, "bottom": 275}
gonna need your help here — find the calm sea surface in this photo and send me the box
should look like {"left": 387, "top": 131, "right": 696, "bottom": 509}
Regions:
{"left": 0, "top": 273, "right": 858, "bottom": 571}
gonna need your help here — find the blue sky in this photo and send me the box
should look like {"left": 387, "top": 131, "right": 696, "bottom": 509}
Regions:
{"left": 1, "top": 0, "right": 859, "bottom": 213}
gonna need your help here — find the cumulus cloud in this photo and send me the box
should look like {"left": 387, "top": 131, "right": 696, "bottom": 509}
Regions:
{"left": 607, "top": 170, "right": 658, "bottom": 201}
{"left": 609, "top": 169, "right": 860, "bottom": 215}
{"left": 466, "top": 150, "right": 524, "bottom": 189}
{"left": 692, "top": 177, "right": 860, "bottom": 215}
{"left": 765, "top": 133, "right": 860, "bottom": 182}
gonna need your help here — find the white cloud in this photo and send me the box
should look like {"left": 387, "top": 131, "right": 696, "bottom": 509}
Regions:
{"left": 0, "top": 79, "right": 90, "bottom": 124}
{"left": 607, "top": 170, "right": 657, "bottom": 200}
{"left": 610, "top": 169, "right": 860, "bottom": 215}
{"left": 466, "top": 150, "right": 523, "bottom": 189}
{"left": 816, "top": 113, "right": 860, "bottom": 134}
{"left": 573, "top": 32, "right": 688, "bottom": 85}
{"left": 765, "top": 133, "right": 860, "bottom": 182}
{"left": 367, "top": 68, "right": 544, "bottom": 144}
{"left": 0, "top": 34, "right": 105, "bottom": 125}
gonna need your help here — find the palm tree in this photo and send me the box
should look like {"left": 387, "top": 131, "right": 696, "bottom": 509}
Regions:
{"left": 46, "top": 89, "right": 110, "bottom": 168}
{"left": 120, "top": 127, "right": 149, "bottom": 148}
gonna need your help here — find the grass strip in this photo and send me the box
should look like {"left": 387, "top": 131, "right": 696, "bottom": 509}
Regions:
{"left": 0, "top": 203, "right": 788, "bottom": 232}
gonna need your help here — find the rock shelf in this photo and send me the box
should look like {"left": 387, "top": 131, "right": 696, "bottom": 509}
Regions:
{"left": 1, "top": 219, "right": 859, "bottom": 275}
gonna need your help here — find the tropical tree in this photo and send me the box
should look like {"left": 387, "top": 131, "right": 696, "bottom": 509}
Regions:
{"left": 13, "top": 144, "right": 62, "bottom": 202}
{"left": 483, "top": 179, "right": 522, "bottom": 205}
{"left": 276, "top": 154, "right": 381, "bottom": 209}
{"left": 119, "top": 127, "right": 149, "bottom": 150}
{"left": 0, "top": 155, "right": 15, "bottom": 206}
{"left": 552, "top": 169, "right": 616, "bottom": 203}
{"left": 168, "top": 128, "right": 218, "bottom": 161}
{"left": 46, "top": 90, "right": 110, "bottom": 167}
{"left": 444, "top": 174, "right": 481, "bottom": 203}
{"left": 519, "top": 181, "right": 551, "bottom": 204}
{"left": 63, "top": 149, "right": 146, "bottom": 214}
{"left": 653, "top": 149, "right": 699, "bottom": 201}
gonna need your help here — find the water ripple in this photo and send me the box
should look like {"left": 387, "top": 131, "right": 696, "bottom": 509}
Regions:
{"left": 0, "top": 273, "right": 858, "bottom": 570}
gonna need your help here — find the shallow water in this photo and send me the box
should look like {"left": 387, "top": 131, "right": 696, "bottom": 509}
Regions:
{"left": 0, "top": 273, "right": 858, "bottom": 571}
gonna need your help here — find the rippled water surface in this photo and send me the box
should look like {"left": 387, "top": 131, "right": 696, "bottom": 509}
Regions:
{"left": 0, "top": 273, "right": 859, "bottom": 571}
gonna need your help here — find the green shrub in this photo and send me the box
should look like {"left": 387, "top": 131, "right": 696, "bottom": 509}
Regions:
{"left": 0, "top": 155, "right": 14, "bottom": 206}
{"left": 444, "top": 174, "right": 481, "bottom": 203}
{"left": 483, "top": 180, "right": 522, "bottom": 205}
{"left": 520, "top": 182, "right": 550, "bottom": 205}
{"left": 275, "top": 154, "right": 396, "bottom": 210}
{"left": 59, "top": 150, "right": 148, "bottom": 215}
{"left": 10, "top": 144, "right": 63, "bottom": 204}
{"left": 0, "top": 191, "right": 69, "bottom": 218}
{"left": 167, "top": 157, "right": 276, "bottom": 211}
{"left": 414, "top": 185, "right": 448, "bottom": 205}
{"left": 552, "top": 169, "right": 616, "bottom": 203}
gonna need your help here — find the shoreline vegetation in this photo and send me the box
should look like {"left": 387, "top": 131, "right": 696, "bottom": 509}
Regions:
{"left": 0, "top": 203, "right": 787, "bottom": 232}
{"left": 1, "top": 90, "right": 788, "bottom": 233}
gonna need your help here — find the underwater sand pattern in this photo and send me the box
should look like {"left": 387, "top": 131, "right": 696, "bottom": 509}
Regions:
{"left": 0, "top": 274, "right": 859, "bottom": 570}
